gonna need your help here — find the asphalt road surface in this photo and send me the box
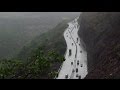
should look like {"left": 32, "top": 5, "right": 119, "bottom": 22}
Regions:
{"left": 57, "top": 17, "right": 88, "bottom": 79}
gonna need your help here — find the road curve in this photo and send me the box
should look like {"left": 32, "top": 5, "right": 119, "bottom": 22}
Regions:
{"left": 57, "top": 17, "right": 88, "bottom": 79}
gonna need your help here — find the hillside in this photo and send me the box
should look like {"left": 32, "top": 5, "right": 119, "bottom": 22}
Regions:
{"left": 0, "top": 12, "right": 80, "bottom": 79}
{"left": 0, "top": 19, "right": 71, "bottom": 79}
{"left": 0, "top": 17, "right": 56, "bottom": 59}
{"left": 0, "top": 12, "right": 79, "bottom": 59}
{"left": 17, "top": 20, "right": 70, "bottom": 61}
{"left": 78, "top": 12, "right": 120, "bottom": 79}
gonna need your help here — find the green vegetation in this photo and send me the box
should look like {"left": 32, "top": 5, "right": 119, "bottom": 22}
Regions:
{"left": 18, "top": 20, "right": 69, "bottom": 61}
{"left": 0, "top": 19, "right": 70, "bottom": 79}
{"left": 0, "top": 17, "right": 74, "bottom": 79}
{"left": 0, "top": 47, "right": 65, "bottom": 79}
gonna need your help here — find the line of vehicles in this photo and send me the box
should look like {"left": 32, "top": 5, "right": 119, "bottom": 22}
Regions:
{"left": 57, "top": 17, "right": 87, "bottom": 79}
{"left": 64, "top": 21, "right": 83, "bottom": 79}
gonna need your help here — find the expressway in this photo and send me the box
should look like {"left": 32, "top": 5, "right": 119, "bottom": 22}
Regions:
{"left": 57, "top": 17, "right": 88, "bottom": 79}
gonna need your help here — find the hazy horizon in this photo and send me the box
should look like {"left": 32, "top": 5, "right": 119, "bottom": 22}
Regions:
{"left": 0, "top": 12, "right": 80, "bottom": 18}
{"left": 0, "top": 12, "right": 80, "bottom": 59}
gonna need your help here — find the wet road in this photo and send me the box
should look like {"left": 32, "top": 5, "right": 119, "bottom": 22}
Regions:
{"left": 57, "top": 17, "right": 88, "bottom": 79}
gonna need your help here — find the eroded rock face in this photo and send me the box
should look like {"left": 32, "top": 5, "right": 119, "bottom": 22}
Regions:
{"left": 78, "top": 12, "right": 120, "bottom": 79}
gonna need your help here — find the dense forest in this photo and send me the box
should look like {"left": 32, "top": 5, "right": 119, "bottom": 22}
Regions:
{"left": 0, "top": 47, "right": 64, "bottom": 79}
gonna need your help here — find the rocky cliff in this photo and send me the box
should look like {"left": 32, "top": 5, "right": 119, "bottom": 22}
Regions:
{"left": 78, "top": 12, "right": 120, "bottom": 79}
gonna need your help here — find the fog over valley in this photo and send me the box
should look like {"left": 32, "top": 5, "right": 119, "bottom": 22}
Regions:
{"left": 0, "top": 12, "right": 80, "bottom": 59}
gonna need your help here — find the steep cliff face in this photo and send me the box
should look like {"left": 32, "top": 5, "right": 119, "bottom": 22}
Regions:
{"left": 78, "top": 12, "right": 120, "bottom": 79}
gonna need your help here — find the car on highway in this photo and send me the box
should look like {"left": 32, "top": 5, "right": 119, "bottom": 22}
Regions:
{"left": 65, "top": 74, "right": 68, "bottom": 79}
{"left": 77, "top": 61, "right": 79, "bottom": 65}
{"left": 71, "top": 62, "right": 73, "bottom": 65}
{"left": 72, "top": 43, "right": 73, "bottom": 45}
{"left": 77, "top": 38, "right": 78, "bottom": 43}
{"left": 72, "top": 69, "right": 75, "bottom": 73}
{"left": 76, "top": 68, "right": 78, "bottom": 73}
{"left": 69, "top": 49, "right": 72, "bottom": 56}
{"left": 78, "top": 75, "right": 81, "bottom": 79}
{"left": 76, "top": 74, "right": 79, "bottom": 77}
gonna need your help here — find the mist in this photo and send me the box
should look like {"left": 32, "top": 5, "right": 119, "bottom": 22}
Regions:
{"left": 0, "top": 12, "right": 80, "bottom": 19}
{"left": 0, "top": 12, "right": 80, "bottom": 59}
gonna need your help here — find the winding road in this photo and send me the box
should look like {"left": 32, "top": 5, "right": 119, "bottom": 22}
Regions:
{"left": 57, "top": 17, "right": 88, "bottom": 79}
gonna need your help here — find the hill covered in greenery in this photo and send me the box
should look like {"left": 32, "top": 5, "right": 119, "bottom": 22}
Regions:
{"left": 0, "top": 12, "right": 79, "bottom": 59}
{"left": 0, "top": 19, "right": 71, "bottom": 79}
{"left": 0, "top": 47, "right": 64, "bottom": 79}
{"left": 0, "top": 17, "right": 56, "bottom": 59}
{"left": 17, "top": 20, "right": 70, "bottom": 61}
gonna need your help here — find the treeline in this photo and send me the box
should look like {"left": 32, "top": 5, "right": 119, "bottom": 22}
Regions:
{"left": 0, "top": 46, "right": 65, "bottom": 79}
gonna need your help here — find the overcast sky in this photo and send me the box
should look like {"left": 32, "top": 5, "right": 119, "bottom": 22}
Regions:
{"left": 0, "top": 12, "right": 80, "bottom": 18}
